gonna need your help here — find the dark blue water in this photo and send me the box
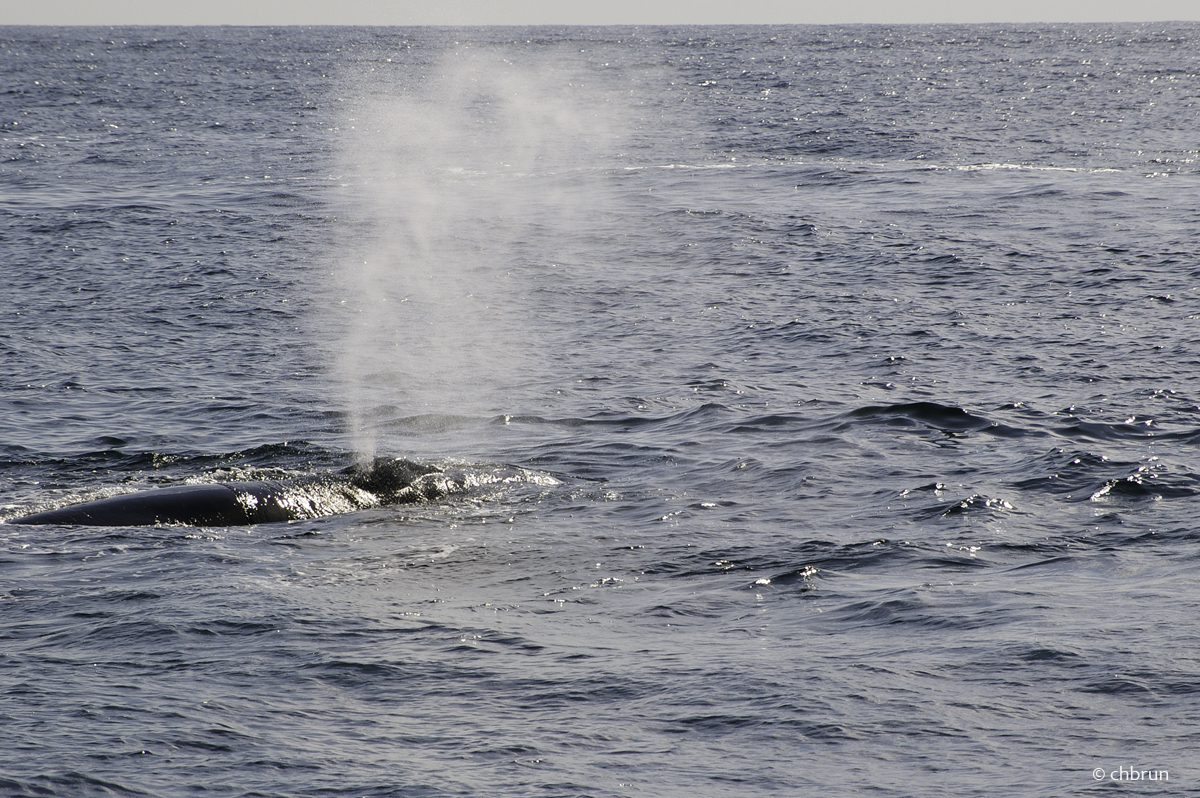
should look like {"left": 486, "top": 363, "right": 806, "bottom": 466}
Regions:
{"left": 3, "top": 24, "right": 1200, "bottom": 797}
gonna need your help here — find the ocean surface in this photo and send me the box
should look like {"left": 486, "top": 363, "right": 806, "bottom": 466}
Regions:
{"left": 2, "top": 23, "right": 1199, "bottom": 797}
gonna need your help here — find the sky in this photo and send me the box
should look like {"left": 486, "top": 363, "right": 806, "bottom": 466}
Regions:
{"left": 3, "top": 0, "right": 1199, "bottom": 26}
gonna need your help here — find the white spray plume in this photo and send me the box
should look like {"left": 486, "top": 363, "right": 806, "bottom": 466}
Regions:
{"left": 324, "top": 45, "right": 623, "bottom": 462}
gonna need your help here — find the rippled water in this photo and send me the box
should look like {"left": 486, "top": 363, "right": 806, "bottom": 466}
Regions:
{"left": 2, "top": 24, "right": 1199, "bottom": 797}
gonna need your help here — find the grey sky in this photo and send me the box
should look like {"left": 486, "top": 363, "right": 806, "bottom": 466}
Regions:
{"left": 4, "top": 0, "right": 1199, "bottom": 26}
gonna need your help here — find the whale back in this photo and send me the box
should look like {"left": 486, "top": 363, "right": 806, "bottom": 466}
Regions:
{"left": 11, "top": 484, "right": 255, "bottom": 526}
{"left": 9, "top": 459, "right": 445, "bottom": 527}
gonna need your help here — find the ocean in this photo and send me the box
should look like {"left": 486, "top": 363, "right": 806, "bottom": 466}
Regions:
{"left": 2, "top": 23, "right": 1199, "bottom": 796}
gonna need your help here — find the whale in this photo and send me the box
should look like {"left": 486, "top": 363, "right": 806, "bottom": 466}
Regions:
{"left": 9, "top": 458, "right": 444, "bottom": 527}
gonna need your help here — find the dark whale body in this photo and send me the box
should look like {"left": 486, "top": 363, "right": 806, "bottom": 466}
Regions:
{"left": 10, "top": 458, "right": 443, "bottom": 527}
{"left": 11, "top": 482, "right": 292, "bottom": 526}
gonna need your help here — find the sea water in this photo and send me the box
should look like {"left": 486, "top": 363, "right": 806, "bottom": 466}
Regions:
{"left": 2, "top": 24, "right": 1199, "bottom": 797}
